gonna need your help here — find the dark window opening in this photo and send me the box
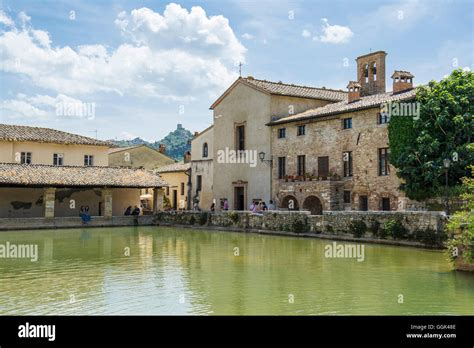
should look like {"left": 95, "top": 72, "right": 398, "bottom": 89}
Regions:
{"left": 343, "top": 118, "right": 352, "bottom": 129}
{"left": 278, "top": 157, "right": 286, "bottom": 179}
{"left": 297, "top": 155, "right": 306, "bottom": 176}
{"left": 378, "top": 148, "right": 389, "bottom": 176}
{"left": 297, "top": 125, "right": 306, "bottom": 136}
{"left": 359, "top": 196, "right": 368, "bottom": 211}
{"left": 343, "top": 191, "right": 351, "bottom": 204}
{"left": 278, "top": 128, "right": 286, "bottom": 139}
{"left": 21, "top": 152, "right": 32, "bottom": 164}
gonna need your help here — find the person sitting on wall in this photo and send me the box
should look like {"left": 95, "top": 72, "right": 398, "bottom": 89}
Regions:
{"left": 131, "top": 205, "right": 140, "bottom": 216}
{"left": 268, "top": 200, "right": 276, "bottom": 210}
{"left": 223, "top": 199, "right": 229, "bottom": 211}
{"left": 124, "top": 206, "right": 132, "bottom": 216}
{"left": 82, "top": 206, "right": 91, "bottom": 224}
{"left": 131, "top": 205, "right": 140, "bottom": 226}
{"left": 210, "top": 203, "right": 215, "bottom": 212}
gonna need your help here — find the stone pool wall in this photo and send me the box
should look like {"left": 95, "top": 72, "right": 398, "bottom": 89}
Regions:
{"left": 0, "top": 215, "right": 155, "bottom": 231}
{"left": 155, "top": 210, "right": 447, "bottom": 247}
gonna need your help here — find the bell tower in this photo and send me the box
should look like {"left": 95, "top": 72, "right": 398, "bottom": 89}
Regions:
{"left": 356, "top": 51, "right": 387, "bottom": 96}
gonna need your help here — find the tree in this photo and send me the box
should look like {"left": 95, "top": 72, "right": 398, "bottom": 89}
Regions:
{"left": 388, "top": 69, "right": 474, "bottom": 200}
{"left": 447, "top": 161, "right": 474, "bottom": 264}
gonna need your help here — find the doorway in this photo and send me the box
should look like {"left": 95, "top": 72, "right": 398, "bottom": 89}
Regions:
{"left": 234, "top": 187, "right": 245, "bottom": 211}
{"left": 172, "top": 190, "right": 178, "bottom": 210}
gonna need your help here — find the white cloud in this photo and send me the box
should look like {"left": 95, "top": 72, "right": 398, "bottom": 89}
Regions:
{"left": 241, "top": 33, "right": 254, "bottom": 40}
{"left": 120, "top": 131, "right": 137, "bottom": 140}
{"left": 301, "top": 29, "right": 311, "bottom": 38}
{"left": 318, "top": 18, "right": 353, "bottom": 44}
{"left": 0, "top": 4, "right": 246, "bottom": 101}
{"left": 0, "top": 10, "right": 14, "bottom": 27}
{"left": 0, "top": 93, "right": 92, "bottom": 119}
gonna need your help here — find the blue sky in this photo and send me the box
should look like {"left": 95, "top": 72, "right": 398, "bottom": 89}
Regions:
{"left": 0, "top": 0, "right": 472, "bottom": 141}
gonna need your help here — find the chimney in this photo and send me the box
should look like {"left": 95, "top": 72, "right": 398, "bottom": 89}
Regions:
{"left": 194, "top": 131, "right": 199, "bottom": 137}
{"left": 183, "top": 151, "right": 191, "bottom": 163}
{"left": 347, "top": 81, "right": 361, "bottom": 103}
{"left": 391, "top": 71, "right": 414, "bottom": 93}
{"left": 158, "top": 144, "right": 166, "bottom": 154}
{"left": 356, "top": 51, "right": 387, "bottom": 96}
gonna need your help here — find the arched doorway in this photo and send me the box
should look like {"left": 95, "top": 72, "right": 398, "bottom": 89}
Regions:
{"left": 303, "top": 195, "right": 323, "bottom": 215}
{"left": 281, "top": 195, "right": 299, "bottom": 211}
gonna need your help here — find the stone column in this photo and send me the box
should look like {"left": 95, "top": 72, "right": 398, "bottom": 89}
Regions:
{"left": 102, "top": 188, "right": 113, "bottom": 219}
{"left": 153, "top": 188, "right": 165, "bottom": 213}
{"left": 43, "top": 187, "right": 56, "bottom": 218}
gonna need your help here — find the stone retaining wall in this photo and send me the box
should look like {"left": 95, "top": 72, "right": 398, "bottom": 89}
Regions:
{"left": 155, "top": 210, "right": 447, "bottom": 247}
{"left": 0, "top": 215, "right": 155, "bottom": 231}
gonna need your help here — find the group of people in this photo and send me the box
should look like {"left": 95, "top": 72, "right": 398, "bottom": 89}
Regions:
{"left": 250, "top": 200, "right": 275, "bottom": 214}
{"left": 124, "top": 206, "right": 141, "bottom": 216}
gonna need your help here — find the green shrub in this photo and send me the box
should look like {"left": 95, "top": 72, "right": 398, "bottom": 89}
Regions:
{"left": 199, "top": 212, "right": 209, "bottom": 226}
{"left": 413, "top": 228, "right": 446, "bottom": 247}
{"left": 369, "top": 220, "right": 381, "bottom": 237}
{"left": 383, "top": 219, "right": 408, "bottom": 240}
{"left": 189, "top": 215, "right": 196, "bottom": 225}
{"left": 349, "top": 220, "right": 367, "bottom": 238}
{"left": 228, "top": 212, "right": 240, "bottom": 224}
{"left": 291, "top": 217, "right": 309, "bottom": 233}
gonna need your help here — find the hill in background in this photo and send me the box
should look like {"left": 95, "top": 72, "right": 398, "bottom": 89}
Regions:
{"left": 109, "top": 124, "right": 193, "bottom": 161}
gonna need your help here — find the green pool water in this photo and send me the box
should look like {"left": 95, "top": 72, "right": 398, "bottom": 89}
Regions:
{"left": 0, "top": 226, "right": 472, "bottom": 315}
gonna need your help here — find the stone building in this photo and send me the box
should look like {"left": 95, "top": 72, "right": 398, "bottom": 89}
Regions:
{"left": 108, "top": 144, "right": 174, "bottom": 212}
{"left": 108, "top": 144, "right": 174, "bottom": 170}
{"left": 267, "top": 51, "right": 421, "bottom": 213}
{"left": 155, "top": 161, "right": 191, "bottom": 211}
{"left": 204, "top": 76, "right": 347, "bottom": 210}
{"left": 190, "top": 125, "right": 214, "bottom": 210}
{"left": 0, "top": 124, "right": 166, "bottom": 218}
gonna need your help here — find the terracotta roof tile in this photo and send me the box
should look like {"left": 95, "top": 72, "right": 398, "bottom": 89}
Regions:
{"left": 156, "top": 162, "right": 191, "bottom": 173}
{"left": 0, "top": 124, "right": 113, "bottom": 147}
{"left": 243, "top": 77, "right": 347, "bottom": 101}
{"left": 0, "top": 163, "right": 167, "bottom": 188}
{"left": 268, "top": 88, "right": 417, "bottom": 125}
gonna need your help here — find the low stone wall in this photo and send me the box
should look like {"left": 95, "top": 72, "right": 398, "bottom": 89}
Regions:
{"left": 155, "top": 210, "right": 447, "bottom": 247}
{"left": 0, "top": 215, "right": 155, "bottom": 231}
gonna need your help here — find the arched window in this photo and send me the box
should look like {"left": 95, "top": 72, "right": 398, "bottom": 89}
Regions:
{"left": 372, "top": 62, "right": 377, "bottom": 81}
{"left": 202, "top": 143, "right": 208, "bottom": 158}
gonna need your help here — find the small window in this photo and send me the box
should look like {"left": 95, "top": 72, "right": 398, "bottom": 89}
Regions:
{"left": 235, "top": 125, "right": 245, "bottom": 151}
{"left": 378, "top": 113, "right": 390, "bottom": 124}
{"left": 20, "top": 152, "right": 32, "bottom": 164}
{"left": 343, "top": 191, "right": 351, "bottom": 204}
{"left": 382, "top": 197, "right": 390, "bottom": 211}
{"left": 181, "top": 182, "right": 185, "bottom": 195}
{"left": 297, "top": 155, "right": 306, "bottom": 176}
{"left": 84, "top": 155, "right": 94, "bottom": 166}
{"left": 53, "top": 153, "right": 64, "bottom": 166}
{"left": 166, "top": 187, "right": 170, "bottom": 195}
{"left": 278, "top": 128, "right": 286, "bottom": 139}
{"left": 372, "top": 62, "right": 377, "bottom": 81}
{"left": 196, "top": 175, "right": 202, "bottom": 193}
{"left": 278, "top": 157, "right": 286, "bottom": 179}
{"left": 342, "top": 118, "right": 352, "bottom": 129}
{"left": 202, "top": 143, "right": 208, "bottom": 158}
{"left": 378, "top": 148, "right": 389, "bottom": 176}
{"left": 364, "top": 64, "right": 369, "bottom": 83}
{"left": 297, "top": 125, "right": 306, "bottom": 136}
{"left": 343, "top": 151, "right": 353, "bottom": 177}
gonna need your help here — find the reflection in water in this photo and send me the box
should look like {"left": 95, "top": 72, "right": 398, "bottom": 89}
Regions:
{"left": 0, "top": 226, "right": 473, "bottom": 315}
